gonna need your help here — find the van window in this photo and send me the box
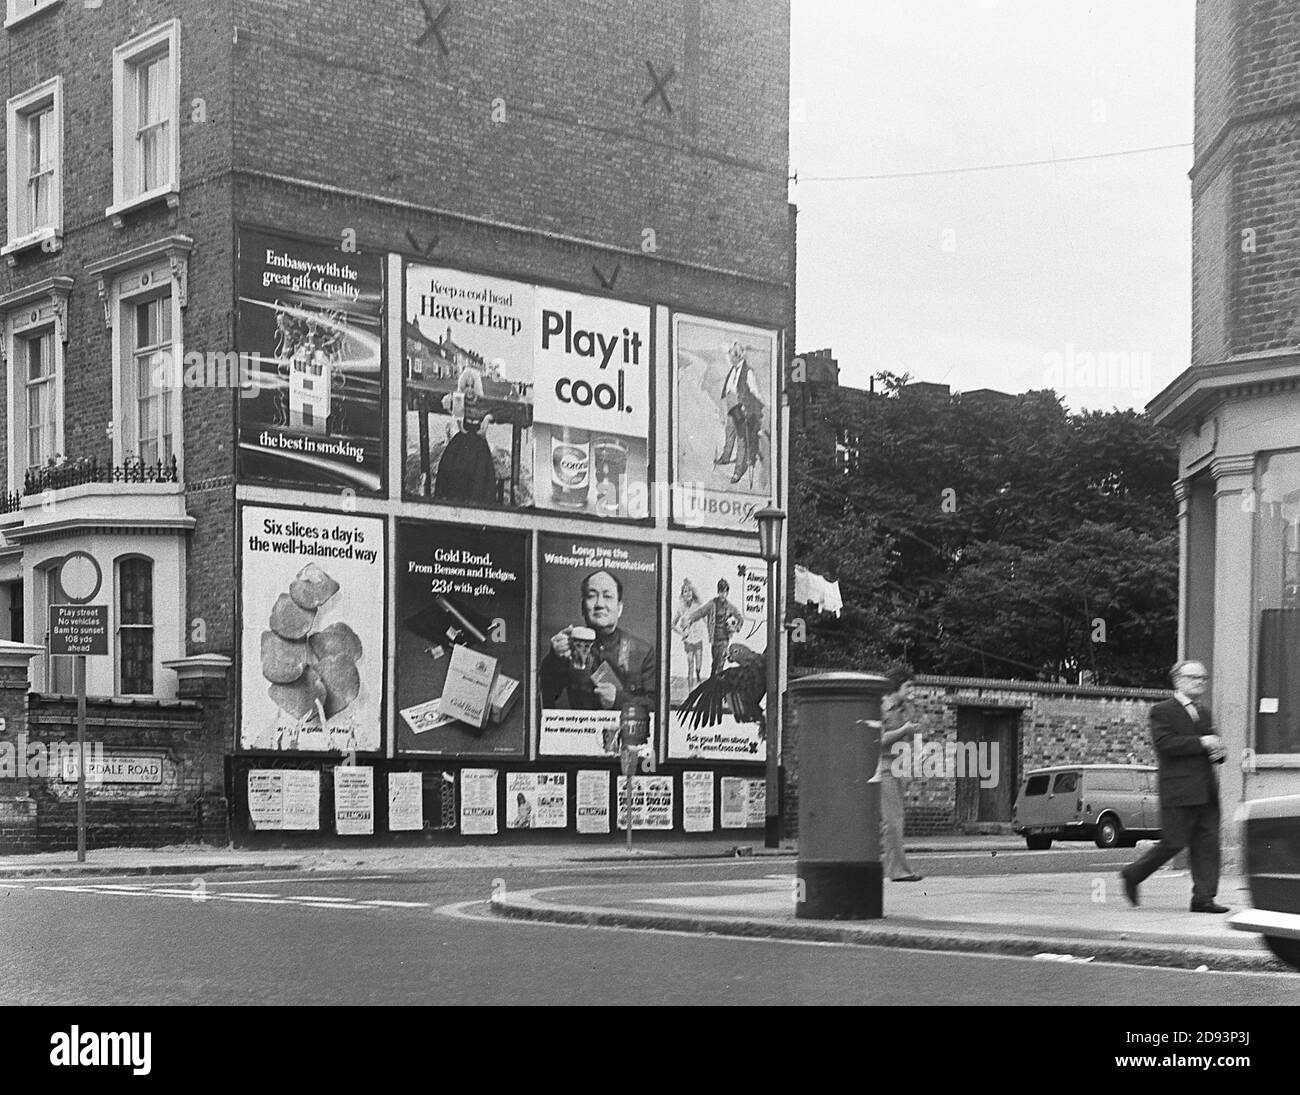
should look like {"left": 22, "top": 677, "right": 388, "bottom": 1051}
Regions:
{"left": 1023, "top": 775, "right": 1049, "bottom": 796}
{"left": 1052, "top": 772, "right": 1079, "bottom": 794}
{"left": 1087, "top": 771, "right": 1137, "bottom": 792}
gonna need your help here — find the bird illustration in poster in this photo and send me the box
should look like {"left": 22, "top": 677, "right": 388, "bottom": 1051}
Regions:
{"left": 676, "top": 642, "right": 769, "bottom": 741}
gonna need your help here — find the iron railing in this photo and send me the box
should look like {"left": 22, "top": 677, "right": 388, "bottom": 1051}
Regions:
{"left": 22, "top": 455, "right": 180, "bottom": 496}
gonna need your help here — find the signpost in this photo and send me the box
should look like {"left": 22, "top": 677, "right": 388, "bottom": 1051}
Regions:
{"left": 51, "top": 552, "right": 105, "bottom": 864}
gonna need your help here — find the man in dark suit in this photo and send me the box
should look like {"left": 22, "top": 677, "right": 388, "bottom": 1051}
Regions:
{"left": 1120, "top": 660, "right": 1228, "bottom": 913}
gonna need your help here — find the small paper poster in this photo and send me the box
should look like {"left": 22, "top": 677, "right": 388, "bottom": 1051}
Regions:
{"left": 460, "top": 768, "right": 499, "bottom": 835}
{"left": 388, "top": 771, "right": 424, "bottom": 832}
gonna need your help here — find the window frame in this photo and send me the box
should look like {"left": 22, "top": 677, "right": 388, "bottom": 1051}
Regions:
{"left": 115, "top": 554, "right": 155, "bottom": 696}
{"left": 1252, "top": 448, "right": 1300, "bottom": 760}
{"left": 4, "top": 76, "right": 63, "bottom": 260}
{"left": 3, "top": 0, "right": 62, "bottom": 31}
{"left": 108, "top": 20, "right": 180, "bottom": 225}
{"left": 1, "top": 276, "right": 70, "bottom": 493}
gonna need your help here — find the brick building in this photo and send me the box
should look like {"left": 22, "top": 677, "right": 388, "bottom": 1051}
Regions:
{"left": 0, "top": 0, "right": 793, "bottom": 847}
{"left": 1148, "top": 0, "right": 1300, "bottom": 837}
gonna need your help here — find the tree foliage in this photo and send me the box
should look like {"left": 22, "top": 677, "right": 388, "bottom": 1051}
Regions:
{"left": 789, "top": 375, "right": 1178, "bottom": 686}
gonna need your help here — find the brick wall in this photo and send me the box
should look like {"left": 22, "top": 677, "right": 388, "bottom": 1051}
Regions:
{"left": 784, "top": 670, "right": 1169, "bottom": 838}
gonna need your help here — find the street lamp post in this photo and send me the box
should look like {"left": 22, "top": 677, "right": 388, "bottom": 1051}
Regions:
{"left": 756, "top": 506, "right": 785, "bottom": 849}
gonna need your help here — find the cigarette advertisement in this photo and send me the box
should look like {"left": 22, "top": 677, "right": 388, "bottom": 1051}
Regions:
{"left": 668, "top": 549, "right": 768, "bottom": 762}
{"left": 505, "top": 772, "right": 568, "bottom": 829}
{"left": 239, "top": 506, "right": 385, "bottom": 753}
{"left": 247, "top": 769, "right": 320, "bottom": 831}
{"left": 394, "top": 521, "right": 528, "bottom": 757}
{"left": 404, "top": 265, "right": 652, "bottom": 518}
{"left": 576, "top": 769, "right": 610, "bottom": 834}
{"left": 236, "top": 228, "right": 386, "bottom": 495}
{"left": 616, "top": 775, "right": 674, "bottom": 830}
{"left": 460, "top": 768, "right": 499, "bottom": 835}
{"left": 333, "top": 766, "right": 374, "bottom": 835}
{"left": 387, "top": 771, "right": 424, "bottom": 832}
{"left": 720, "top": 776, "right": 767, "bottom": 829}
{"left": 672, "top": 315, "right": 778, "bottom": 530}
{"left": 682, "top": 770, "right": 715, "bottom": 832}
{"left": 537, "top": 534, "right": 659, "bottom": 757}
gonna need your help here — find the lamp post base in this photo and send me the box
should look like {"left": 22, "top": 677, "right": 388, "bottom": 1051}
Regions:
{"left": 765, "top": 815, "right": 781, "bottom": 849}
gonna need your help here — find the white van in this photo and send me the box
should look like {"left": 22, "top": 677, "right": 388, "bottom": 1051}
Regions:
{"left": 1011, "top": 764, "right": 1159, "bottom": 850}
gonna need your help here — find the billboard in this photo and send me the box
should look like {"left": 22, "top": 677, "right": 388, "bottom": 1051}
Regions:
{"left": 667, "top": 548, "right": 769, "bottom": 762}
{"left": 531, "top": 287, "right": 652, "bottom": 519}
{"left": 672, "top": 315, "right": 778, "bottom": 530}
{"left": 236, "top": 228, "right": 386, "bottom": 495}
{"left": 393, "top": 520, "right": 528, "bottom": 758}
{"left": 537, "top": 534, "right": 659, "bottom": 756}
{"left": 239, "top": 505, "right": 385, "bottom": 753}
{"left": 404, "top": 265, "right": 652, "bottom": 518}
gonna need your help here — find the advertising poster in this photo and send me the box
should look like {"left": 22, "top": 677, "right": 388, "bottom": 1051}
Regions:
{"left": 333, "top": 766, "right": 374, "bottom": 835}
{"left": 394, "top": 521, "right": 528, "bottom": 757}
{"left": 537, "top": 534, "right": 660, "bottom": 757}
{"left": 247, "top": 769, "right": 320, "bottom": 831}
{"left": 505, "top": 772, "right": 568, "bottom": 829}
{"left": 672, "top": 315, "right": 778, "bottom": 530}
{"left": 720, "top": 777, "right": 766, "bottom": 829}
{"left": 667, "top": 548, "right": 768, "bottom": 762}
{"left": 576, "top": 769, "right": 610, "bottom": 834}
{"left": 387, "top": 772, "right": 424, "bottom": 832}
{"left": 404, "top": 266, "right": 535, "bottom": 508}
{"left": 682, "top": 770, "right": 715, "bottom": 832}
{"left": 236, "top": 228, "right": 385, "bottom": 495}
{"left": 532, "top": 287, "right": 652, "bottom": 520}
{"left": 616, "top": 775, "right": 674, "bottom": 830}
{"left": 460, "top": 768, "right": 499, "bottom": 835}
{"left": 239, "top": 506, "right": 385, "bottom": 753}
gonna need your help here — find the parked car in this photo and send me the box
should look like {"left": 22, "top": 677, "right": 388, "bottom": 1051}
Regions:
{"left": 1228, "top": 794, "right": 1300, "bottom": 971}
{"left": 1011, "top": 764, "right": 1160, "bottom": 850}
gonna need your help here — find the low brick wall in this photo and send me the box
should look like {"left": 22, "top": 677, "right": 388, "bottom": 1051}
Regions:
{"left": 784, "top": 670, "right": 1169, "bottom": 838}
{"left": 0, "top": 692, "right": 227, "bottom": 853}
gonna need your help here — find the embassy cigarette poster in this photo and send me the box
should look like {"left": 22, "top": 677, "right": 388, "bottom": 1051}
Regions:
{"left": 404, "top": 264, "right": 652, "bottom": 518}
{"left": 667, "top": 549, "right": 769, "bottom": 762}
{"left": 394, "top": 521, "right": 528, "bottom": 758}
{"left": 672, "top": 315, "right": 778, "bottom": 530}
{"left": 537, "top": 534, "right": 659, "bottom": 757}
{"left": 236, "top": 228, "right": 386, "bottom": 495}
{"left": 239, "top": 505, "right": 385, "bottom": 753}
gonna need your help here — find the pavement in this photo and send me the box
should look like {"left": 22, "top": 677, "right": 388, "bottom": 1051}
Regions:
{"left": 0, "top": 836, "right": 1290, "bottom": 973}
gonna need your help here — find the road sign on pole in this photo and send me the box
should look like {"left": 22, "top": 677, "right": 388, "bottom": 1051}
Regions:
{"left": 54, "top": 552, "right": 105, "bottom": 866}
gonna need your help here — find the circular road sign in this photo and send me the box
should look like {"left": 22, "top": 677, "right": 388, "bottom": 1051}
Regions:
{"left": 58, "top": 551, "right": 102, "bottom": 605}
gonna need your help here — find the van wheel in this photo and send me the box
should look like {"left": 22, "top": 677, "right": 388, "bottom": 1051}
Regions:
{"left": 1025, "top": 835, "right": 1052, "bottom": 850}
{"left": 1094, "top": 817, "right": 1122, "bottom": 849}
{"left": 1265, "top": 937, "right": 1300, "bottom": 971}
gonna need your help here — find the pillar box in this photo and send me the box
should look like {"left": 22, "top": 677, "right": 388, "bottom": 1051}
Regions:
{"left": 789, "top": 671, "right": 891, "bottom": 919}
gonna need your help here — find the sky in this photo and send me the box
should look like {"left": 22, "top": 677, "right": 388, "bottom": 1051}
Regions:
{"left": 788, "top": 0, "right": 1194, "bottom": 412}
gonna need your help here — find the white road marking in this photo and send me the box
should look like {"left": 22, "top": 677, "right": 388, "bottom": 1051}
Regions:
{"left": 223, "top": 897, "right": 291, "bottom": 905}
{"left": 361, "top": 899, "right": 430, "bottom": 908}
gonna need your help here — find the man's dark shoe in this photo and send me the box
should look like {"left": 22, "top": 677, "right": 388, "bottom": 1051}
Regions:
{"left": 1120, "top": 872, "right": 1139, "bottom": 906}
{"left": 1190, "top": 901, "right": 1230, "bottom": 914}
